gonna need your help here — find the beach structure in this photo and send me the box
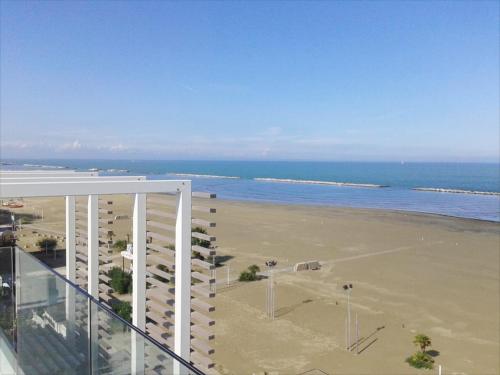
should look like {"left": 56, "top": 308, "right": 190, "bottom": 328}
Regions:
{"left": 293, "top": 260, "right": 321, "bottom": 272}
{"left": 0, "top": 170, "right": 217, "bottom": 374}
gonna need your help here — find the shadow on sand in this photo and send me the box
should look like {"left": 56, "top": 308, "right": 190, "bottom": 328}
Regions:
{"left": 426, "top": 349, "right": 440, "bottom": 357}
{"left": 297, "top": 369, "right": 330, "bottom": 375}
{"left": 348, "top": 325, "right": 385, "bottom": 354}
{"left": 274, "top": 298, "right": 314, "bottom": 318}
{"left": 213, "top": 255, "right": 234, "bottom": 267}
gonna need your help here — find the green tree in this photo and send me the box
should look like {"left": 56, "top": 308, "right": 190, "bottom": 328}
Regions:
{"left": 36, "top": 238, "right": 57, "bottom": 251}
{"left": 413, "top": 334, "right": 432, "bottom": 352}
{"left": 406, "top": 352, "right": 434, "bottom": 369}
{"left": 113, "top": 239, "right": 128, "bottom": 251}
{"left": 248, "top": 264, "right": 260, "bottom": 274}
{"left": 107, "top": 267, "right": 132, "bottom": 294}
{"left": 239, "top": 270, "right": 257, "bottom": 282}
{"left": 192, "top": 226, "right": 210, "bottom": 248}
{"left": 192, "top": 226, "right": 211, "bottom": 260}
{"left": 238, "top": 264, "right": 261, "bottom": 282}
{"left": 112, "top": 301, "right": 132, "bottom": 322}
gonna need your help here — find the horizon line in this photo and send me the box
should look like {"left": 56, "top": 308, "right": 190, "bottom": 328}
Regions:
{"left": 1, "top": 157, "right": 499, "bottom": 164}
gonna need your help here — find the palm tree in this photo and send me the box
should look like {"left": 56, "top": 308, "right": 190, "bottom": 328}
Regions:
{"left": 413, "top": 334, "right": 431, "bottom": 353}
{"left": 248, "top": 264, "right": 260, "bottom": 274}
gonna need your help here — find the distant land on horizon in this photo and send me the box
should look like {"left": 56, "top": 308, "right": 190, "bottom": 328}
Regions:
{"left": 2, "top": 158, "right": 499, "bottom": 164}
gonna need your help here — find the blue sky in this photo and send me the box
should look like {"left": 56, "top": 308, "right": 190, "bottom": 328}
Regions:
{"left": 1, "top": 1, "right": 498, "bottom": 162}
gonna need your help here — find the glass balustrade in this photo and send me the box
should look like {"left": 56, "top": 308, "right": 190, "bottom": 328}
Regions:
{"left": 0, "top": 246, "right": 202, "bottom": 375}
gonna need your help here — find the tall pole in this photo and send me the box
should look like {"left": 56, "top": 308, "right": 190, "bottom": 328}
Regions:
{"left": 347, "top": 290, "right": 351, "bottom": 350}
{"left": 356, "top": 313, "right": 359, "bottom": 354}
{"left": 266, "top": 265, "right": 270, "bottom": 318}
{"left": 271, "top": 270, "right": 275, "bottom": 320}
{"left": 345, "top": 317, "right": 348, "bottom": 350}
{"left": 265, "top": 261, "right": 277, "bottom": 319}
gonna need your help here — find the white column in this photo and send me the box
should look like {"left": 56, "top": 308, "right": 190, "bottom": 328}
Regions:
{"left": 65, "top": 196, "right": 76, "bottom": 338}
{"left": 65, "top": 196, "right": 76, "bottom": 282}
{"left": 132, "top": 193, "right": 146, "bottom": 329}
{"left": 174, "top": 182, "right": 192, "bottom": 364}
{"left": 87, "top": 194, "right": 99, "bottom": 297}
{"left": 132, "top": 193, "right": 146, "bottom": 374}
{"left": 87, "top": 194, "right": 99, "bottom": 371}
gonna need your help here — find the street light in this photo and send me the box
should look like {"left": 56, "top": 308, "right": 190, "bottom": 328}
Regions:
{"left": 266, "top": 260, "right": 277, "bottom": 319}
{"left": 343, "top": 283, "right": 353, "bottom": 350}
{"left": 265, "top": 260, "right": 277, "bottom": 268}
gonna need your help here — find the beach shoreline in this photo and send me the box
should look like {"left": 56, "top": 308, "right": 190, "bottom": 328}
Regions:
{"left": 213, "top": 196, "right": 500, "bottom": 226}
{"left": 3, "top": 160, "right": 499, "bottom": 221}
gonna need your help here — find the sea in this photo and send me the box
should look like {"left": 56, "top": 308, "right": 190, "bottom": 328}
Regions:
{"left": 2, "top": 160, "right": 499, "bottom": 222}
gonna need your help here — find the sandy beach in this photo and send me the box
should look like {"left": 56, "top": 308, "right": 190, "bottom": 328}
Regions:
{"left": 7, "top": 196, "right": 500, "bottom": 375}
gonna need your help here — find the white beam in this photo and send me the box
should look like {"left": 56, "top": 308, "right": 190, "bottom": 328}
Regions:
{"left": 1, "top": 176, "right": 145, "bottom": 183}
{"left": 0, "top": 171, "right": 95, "bottom": 177}
{"left": 87, "top": 195, "right": 99, "bottom": 297}
{"left": 174, "top": 182, "right": 192, "bottom": 364}
{"left": 0, "top": 180, "right": 185, "bottom": 198}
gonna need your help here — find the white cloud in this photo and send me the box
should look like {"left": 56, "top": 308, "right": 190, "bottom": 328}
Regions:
{"left": 1, "top": 141, "right": 32, "bottom": 149}
{"left": 60, "top": 140, "right": 82, "bottom": 151}
{"left": 109, "top": 143, "right": 128, "bottom": 152}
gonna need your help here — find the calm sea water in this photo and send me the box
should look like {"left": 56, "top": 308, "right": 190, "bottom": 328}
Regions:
{"left": 3, "top": 159, "right": 499, "bottom": 222}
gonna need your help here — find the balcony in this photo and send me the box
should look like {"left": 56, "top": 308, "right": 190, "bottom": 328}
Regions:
{"left": 0, "top": 245, "right": 203, "bottom": 374}
{"left": 0, "top": 171, "right": 216, "bottom": 374}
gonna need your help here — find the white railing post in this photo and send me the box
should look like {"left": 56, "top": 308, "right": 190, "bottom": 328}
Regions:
{"left": 174, "top": 182, "right": 192, "bottom": 367}
{"left": 87, "top": 194, "right": 99, "bottom": 297}
{"left": 132, "top": 193, "right": 146, "bottom": 374}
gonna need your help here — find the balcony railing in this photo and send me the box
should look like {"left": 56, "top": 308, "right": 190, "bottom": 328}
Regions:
{"left": 0, "top": 246, "right": 204, "bottom": 375}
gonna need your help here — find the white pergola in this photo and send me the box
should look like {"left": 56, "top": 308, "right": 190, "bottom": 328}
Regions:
{"left": 0, "top": 171, "right": 193, "bottom": 370}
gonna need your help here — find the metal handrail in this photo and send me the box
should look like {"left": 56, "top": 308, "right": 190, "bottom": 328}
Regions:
{"left": 13, "top": 246, "right": 206, "bottom": 375}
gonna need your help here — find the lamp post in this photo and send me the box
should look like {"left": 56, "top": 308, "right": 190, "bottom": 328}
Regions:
{"left": 356, "top": 313, "right": 359, "bottom": 354}
{"left": 343, "top": 283, "right": 353, "bottom": 350}
{"left": 265, "top": 260, "right": 277, "bottom": 319}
